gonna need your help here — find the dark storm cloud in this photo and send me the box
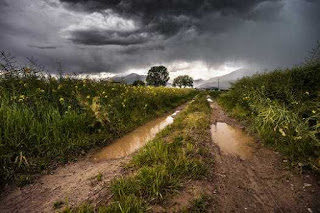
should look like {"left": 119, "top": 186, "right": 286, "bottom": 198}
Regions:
{"left": 60, "top": 0, "right": 275, "bottom": 16}
{"left": 0, "top": 0, "right": 319, "bottom": 76}
{"left": 0, "top": 1, "right": 9, "bottom": 7}
{"left": 68, "top": 29, "right": 151, "bottom": 45}
{"left": 28, "top": 45, "right": 59, "bottom": 50}
{"left": 119, "top": 44, "right": 165, "bottom": 55}
{"left": 59, "top": 0, "right": 280, "bottom": 46}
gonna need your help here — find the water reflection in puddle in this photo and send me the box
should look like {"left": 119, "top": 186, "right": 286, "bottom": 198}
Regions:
{"left": 92, "top": 111, "right": 180, "bottom": 162}
{"left": 210, "top": 122, "right": 254, "bottom": 159}
{"left": 207, "top": 98, "right": 213, "bottom": 103}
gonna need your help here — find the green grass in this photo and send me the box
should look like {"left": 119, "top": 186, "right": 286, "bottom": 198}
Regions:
{"left": 217, "top": 63, "right": 320, "bottom": 172}
{"left": 0, "top": 68, "right": 197, "bottom": 187}
{"left": 96, "top": 172, "right": 103, "bottom": 182}
{"left": 184, "top": 193, "right": 213, "bottom": 213}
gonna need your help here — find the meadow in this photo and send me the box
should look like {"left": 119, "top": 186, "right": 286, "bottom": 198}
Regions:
{"left": 218, "top": 63, "right": 320, "bottom": 172}
{"left": 0, "top": 67, "right": 196, "bottom": 187}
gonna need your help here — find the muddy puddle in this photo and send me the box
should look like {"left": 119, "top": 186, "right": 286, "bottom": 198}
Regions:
{"left": 92, "top": 111, "right": 180, "bottom": 162}
{"left": 210, "top": 122, "right": 254, "bottom": 159}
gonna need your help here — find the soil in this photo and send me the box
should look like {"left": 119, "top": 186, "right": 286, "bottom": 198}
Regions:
{"left": 0, "top": 156, "right": 129, "bottom": 212}
{"left": 209, "top": 101, "right": 320, "bottom": 213}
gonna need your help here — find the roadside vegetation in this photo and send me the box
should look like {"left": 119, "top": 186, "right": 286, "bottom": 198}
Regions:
{"left": 0, "top": 54, "right": 196, "bottom": 187}
{"left": 218, "top": 63, "right": 320, "bottom": 172}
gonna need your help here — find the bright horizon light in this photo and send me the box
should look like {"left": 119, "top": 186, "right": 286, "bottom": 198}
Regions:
{"left": 123, "top": 60, "right": 244, "bottom": 81}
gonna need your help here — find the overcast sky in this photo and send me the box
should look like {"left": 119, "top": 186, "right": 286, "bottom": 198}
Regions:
{"left": 0, "top": 0, "right": 319, "bottom": 79}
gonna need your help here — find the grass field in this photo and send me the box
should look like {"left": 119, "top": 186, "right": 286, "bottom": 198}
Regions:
{"left": 218, "top": 63, "right": 320, "bottom": 172}
{"left": 0, "top": 69, "right": 196, "bottom": 187}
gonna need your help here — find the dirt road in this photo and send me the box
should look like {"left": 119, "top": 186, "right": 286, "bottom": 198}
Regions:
{"left": 1, "top": 101, "right": 319, "bottom": 212}
{"left": 0, "top": 156, "right": 129, "bottom": 212}
{"left": 210, "top": 101, "right": 320, "bottom": 213}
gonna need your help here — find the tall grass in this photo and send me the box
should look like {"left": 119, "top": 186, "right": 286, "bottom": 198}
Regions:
{"left": 0, "top": 68, "right": 196, "bottom": 187}
{"left": 218, "top": 63, "right": 320, "bottom": 171}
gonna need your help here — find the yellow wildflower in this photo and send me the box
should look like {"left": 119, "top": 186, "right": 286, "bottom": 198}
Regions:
{"left": 279, "top": 128, "right": 286, "bottom": 137}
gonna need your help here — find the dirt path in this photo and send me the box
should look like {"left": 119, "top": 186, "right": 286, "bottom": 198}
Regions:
{"left": 210, "top": 101, "right": 320, "bottom": 213}
{"left": 1, "top": 101, "right": 319, "bottom": 212}
{"left": 0, "top": 155, "right": 129, "bottom": 212}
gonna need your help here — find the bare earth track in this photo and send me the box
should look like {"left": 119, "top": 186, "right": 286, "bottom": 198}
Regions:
{"left": 0, "top": 155, "right": 129, "bottom": 212}
{"left": 210, "top": 101, "right": 320, "bottom": 213}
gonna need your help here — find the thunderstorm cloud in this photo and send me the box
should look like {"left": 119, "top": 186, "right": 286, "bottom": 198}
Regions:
{"left": 0, "top": 0, "right": 319, "bottom": 78}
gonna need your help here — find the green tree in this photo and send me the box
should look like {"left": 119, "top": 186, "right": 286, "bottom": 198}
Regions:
{"left": 173, "top": 75, "right": 193, "bottom": 88}
{"left": 146, "top": 66, "right": 169, "bottom": 86}
{"left": 132, "top": 80, "right": 145, "bottom": 86}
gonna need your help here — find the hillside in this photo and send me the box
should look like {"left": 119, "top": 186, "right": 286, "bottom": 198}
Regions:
{"left": 197, "top": 68, "right": 261, "bottom": 89}
{"left": 111, "top": 73, "right": 146, "bottom": 84}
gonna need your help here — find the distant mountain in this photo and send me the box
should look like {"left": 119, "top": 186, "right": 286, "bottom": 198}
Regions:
{"left": 193, "top": 79, "right": 205, "bottom": 87}
{"left": 197, "top": 68, "right": 261, "bottom": 89}
{"left": 110, "top": 69, "right": 261, "bottom": 88}
{"left": 111, "top": 73, "right": 146, "bottom": 84}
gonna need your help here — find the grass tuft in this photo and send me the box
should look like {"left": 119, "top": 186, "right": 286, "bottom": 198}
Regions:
{"left": 184, "top": 193, "right": 213, "bottom": 213}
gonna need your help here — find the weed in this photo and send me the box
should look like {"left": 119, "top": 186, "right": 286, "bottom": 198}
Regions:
{"left": 96, "top": 172, "right": 103, "bottom": 182}
{"left": 101, "top": 195, "right": 146, "bottom": 213}
{"left": 184, "top": 193, "right": 213, "bottom": 213}
{"left": 53, "top": 200, "right": 64, "bottom": 209}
